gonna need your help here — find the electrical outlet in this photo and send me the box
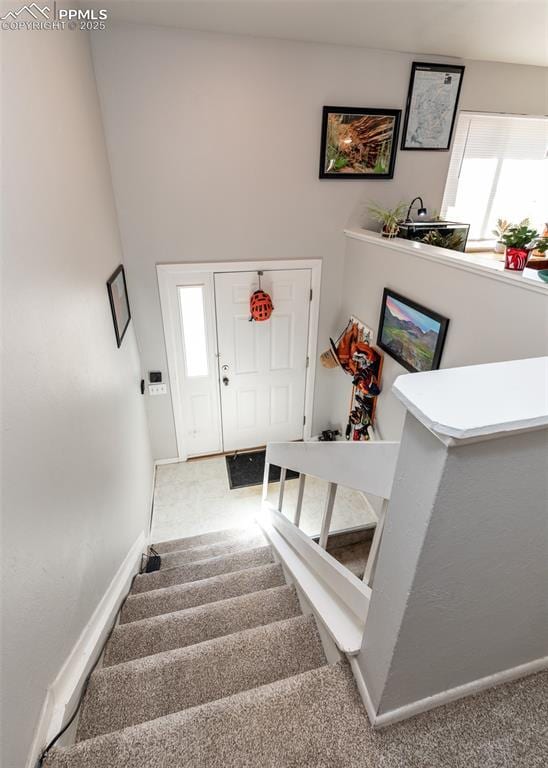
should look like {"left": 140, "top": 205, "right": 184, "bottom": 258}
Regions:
{"left": 148, "top": 383, "right": 167, "bottom": 396}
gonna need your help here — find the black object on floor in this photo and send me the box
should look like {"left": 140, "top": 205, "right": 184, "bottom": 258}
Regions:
{"left": 144, "top": 547, "right": 162, "bottom": 573}
{"left": 225, "top": 450, "right": 299, "bottom": 490}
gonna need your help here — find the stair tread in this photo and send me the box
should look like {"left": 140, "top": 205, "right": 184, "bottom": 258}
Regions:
{"left": 132, "top": 545, "right": 273, "bottom": 594}
{"left": 152, "top": 525, "right": 263, "bottom": 554}
{"left": 44, "top": 665, "right": 548, "bottom": 768}
{"left": 77, "top": 614, "right": 325, "bottom": 741}
{"left": 104, "top": 584, "right": 301, "bottom": 666}
{"left": 121, "top": 563, "right": 285, "bottom": 624}
{"left": 45, "top": 662, "right": 369, "bottom": 768}
{"left": 158, "top": 532, "right": 267, "bottom": 570}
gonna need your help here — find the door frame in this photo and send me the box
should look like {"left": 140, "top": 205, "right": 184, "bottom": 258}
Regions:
{"left": 157, "top": 259, "right": 322, "bottom": 460}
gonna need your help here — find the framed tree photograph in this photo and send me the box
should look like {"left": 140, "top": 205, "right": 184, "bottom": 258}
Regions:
{"left": 401, "top": 62, "right": 465, "bottom": 151}
{"left": 107, "top": 264, "right": 131, "bottom": 347}
{"left": 319, "top": 106, "right": 401, "bottom": 179}
{"left": 377, "top": 288, "right": 449, "bottom": 373}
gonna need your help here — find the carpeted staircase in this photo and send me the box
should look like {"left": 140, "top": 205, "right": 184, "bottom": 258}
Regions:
{"left": 43, "top": 525, "right": 371, "bottom": 767}
{"left": 42, "top": 524, "right": 548, "bottom": 767}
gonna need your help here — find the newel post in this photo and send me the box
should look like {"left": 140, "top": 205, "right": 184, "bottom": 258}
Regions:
{"left": 356, "top": 357, "right": 548, "bottom": 722}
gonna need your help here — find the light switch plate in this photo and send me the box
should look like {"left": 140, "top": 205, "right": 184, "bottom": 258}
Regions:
{"left": 148, "top": 383, "right": 167, "bottom": 396}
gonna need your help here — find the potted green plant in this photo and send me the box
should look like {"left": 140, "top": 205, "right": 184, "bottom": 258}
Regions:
{"left": 492, "top": 218, "right": 511, "bottom": 253}
{"left": 501, "top": 223, "right": 539, "bottom": 271}
{"left": 492, "top": 218, "right": 529, "bottom": 255}
{"left": 421, "top": 229, "right": 465, "bottom": 251}
{"left": 531, "top": 235, "right": 548, "bottom": 259}
{"left": 368, "top": 201, "right": 407, "bottom": 238}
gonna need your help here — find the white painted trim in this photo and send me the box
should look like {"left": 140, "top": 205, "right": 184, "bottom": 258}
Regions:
{"left": 363, "top": 497, "right": 387, "bottom": 586}
{"left": 257, "top": 503, "right": 370, "bottom": 654}
{"left": 157, "top": 269, "right": 223, "bottom": 460}
{"left": 348, "top": 655, "right": 379, "bottom": 726}
{"left": 154, "top": 457, "right": 183, "bottom": 466}
{"left": 157, "top": 260, "right": 322, "bottom": 459}
{"left": 303, "top": 261, "right": 321, "bottom": 440}
{"left": 266, "top": 440, "right": 400, "bottom": 499}
{"left": 157, "top": 259, "right": 323, "bottom": 275}
{"left": 318, "top": 482, "right": 337, "bottom": 549}
{"left": 146, "top": 463, "right": 158, "bottom": 543}
{"left": 351, "top": 653, "right": 548, "bottom": 729}
{"left": 393, "top": 357, "right": 548, "bottom": 446}
{"left": 344, "top": 228, "right": 548, "bottom": 295}
{"left": 25, "top": 532, "right": 146, "bottom": 768}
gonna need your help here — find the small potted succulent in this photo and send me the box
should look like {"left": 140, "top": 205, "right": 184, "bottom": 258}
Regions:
{"left": 493, "top": 218, "right": 529, "bottom": 255}
{"left": 368, "top": 201, "right": 407, "bottom": 238}
{"left": 501, "top": 223, "right": 540, "bottom": 271}
{"left": 492, "top": 218, "right": 511, "bottom": 254}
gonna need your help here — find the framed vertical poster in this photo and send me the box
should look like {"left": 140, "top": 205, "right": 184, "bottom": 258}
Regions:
{"left": 107, "top": 265, "right": 131, "bottom": 347}
{"left": 401, "top": 62, "right": 465, "bottom": 150}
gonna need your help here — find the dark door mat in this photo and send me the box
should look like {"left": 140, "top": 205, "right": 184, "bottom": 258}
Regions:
{"left": 225, "top": 449, "right": 299, "bottom": 490}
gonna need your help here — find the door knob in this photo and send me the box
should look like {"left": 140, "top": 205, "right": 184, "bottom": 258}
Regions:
{"left": 222, "top": 376, "right": 229, "bottom": 386}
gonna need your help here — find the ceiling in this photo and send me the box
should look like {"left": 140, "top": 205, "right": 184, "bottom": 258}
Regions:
{"left": 88, "top": 1, "right": 548, "bottom": 67}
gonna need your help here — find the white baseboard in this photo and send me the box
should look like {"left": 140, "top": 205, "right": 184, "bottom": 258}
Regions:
{"left": 25, "top": 531, "right": 146, "bottom": 768}
{"left": 154, "top": 457, "right": 182, "bottom": 466}
{"left": 350, "top": 653, "right": 548, "bottom": 729}
{"left": 146, "top": 463, "right": 158, "bottom": 542}
{"left": 348, "top": 655, "right": 380, "bottom": 725}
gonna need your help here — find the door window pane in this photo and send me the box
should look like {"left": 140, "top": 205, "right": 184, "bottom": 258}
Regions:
{"left": 178, "top": 285, "right": 208, "bottom": 377}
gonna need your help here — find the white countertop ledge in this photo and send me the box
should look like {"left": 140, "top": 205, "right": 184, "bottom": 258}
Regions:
{"left": 344, "top": 228, "right": 548, "bottom": 295}
{"left": 393, "top": 357, "right": 548, "bottom": 445}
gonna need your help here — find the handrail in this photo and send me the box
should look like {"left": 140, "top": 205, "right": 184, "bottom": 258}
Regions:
{"left": 265, "top": 440, "right": 400, "bottom": 500}
{"left": 257, "top": 439, "right": 401, "bottom": 654}
{"left": 258, "top": 504, "right": 371, "bottom": 654}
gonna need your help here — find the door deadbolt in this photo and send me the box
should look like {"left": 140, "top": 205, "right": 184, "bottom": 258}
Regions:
{"left": 222, "top": 376, "right": 229, "bottom": 386}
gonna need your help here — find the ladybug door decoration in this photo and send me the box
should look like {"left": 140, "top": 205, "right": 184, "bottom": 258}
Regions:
{"left": 249, "top": 272, "right": 274, "bottom": 322}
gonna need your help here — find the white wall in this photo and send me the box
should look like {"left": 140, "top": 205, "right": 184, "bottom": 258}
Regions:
{"left": 1, "top": 26, "right": 153, "bottom": 768}
{"left": 90, "top": 25, "right": 546, "bottom": 459}
{"left": 360, "top": 413, "right": 548, "bottom": 715}
{"left": 81, "top": 27, "right": 462, "bottom": 457}
{"left": 334, "top": 236, "right": 548, "bottom": 441}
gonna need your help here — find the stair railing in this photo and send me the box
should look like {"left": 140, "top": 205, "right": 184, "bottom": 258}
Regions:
{"left": 257, "top": 439, "right": 400, "bottom": 654}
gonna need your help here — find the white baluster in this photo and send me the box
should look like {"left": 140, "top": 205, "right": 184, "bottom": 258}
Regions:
{"left": 319, "top": 482, "right": 337, "bottom": 549}
{"left": 262, "top": 459, "right": 270, "bottom": 502}
{"left": 294, "top": 473, "right": 306, "bottom": 527}
{"left": 363, "top": 497, "right": 388, "bottom": 586}
{"left": 277, "top": 467, "right": 287, "bottom": 512}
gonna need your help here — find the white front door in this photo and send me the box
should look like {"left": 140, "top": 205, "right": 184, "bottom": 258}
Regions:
{"left": 215, "top": 269, "right": 312, "bottom": 452}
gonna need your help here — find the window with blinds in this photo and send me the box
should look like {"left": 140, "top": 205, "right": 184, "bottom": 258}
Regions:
{"left": 441, "top": 112, "right": 548, "bottom": 243}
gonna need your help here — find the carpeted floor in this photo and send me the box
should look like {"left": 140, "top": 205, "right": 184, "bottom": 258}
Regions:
{"left": 44, "top": 526, "right": 548, "bottom": 768}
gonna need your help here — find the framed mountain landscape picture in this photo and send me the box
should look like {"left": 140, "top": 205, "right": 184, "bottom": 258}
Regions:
{"left": 377, "top": 289, "right": 449, "bottom": 372}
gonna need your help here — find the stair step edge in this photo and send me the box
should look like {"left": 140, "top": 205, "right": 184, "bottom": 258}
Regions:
{"left": 104, "top": 584, "right": 301, "bottom": 667}
{"left": 131, "top": 545, "right": 274, "bottom": 594}
{"left": 44, "top": 662, "right": 351, "bottom": 768}
{"left": 120, "top": 562, "right": 286, "bottom": 624}
{"left": 76, "top": 614, "right": 325, "bottom": 741}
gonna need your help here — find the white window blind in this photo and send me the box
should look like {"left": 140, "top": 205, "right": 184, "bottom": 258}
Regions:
{"left": 441, "top": 112, "right": 548, "bottom": 241}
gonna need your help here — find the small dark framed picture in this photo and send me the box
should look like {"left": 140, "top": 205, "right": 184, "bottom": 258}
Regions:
{"left": 319, "top": 106, "right": 401, "bottom": 179}
{"left": 377, "top": 288, "right": 449, "bottom": 373}
{"left": 107, "top": 265, "right": 131, "bottom": 347}
{"left": 401, "top": 62, "right": 465, "bottom": 151}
